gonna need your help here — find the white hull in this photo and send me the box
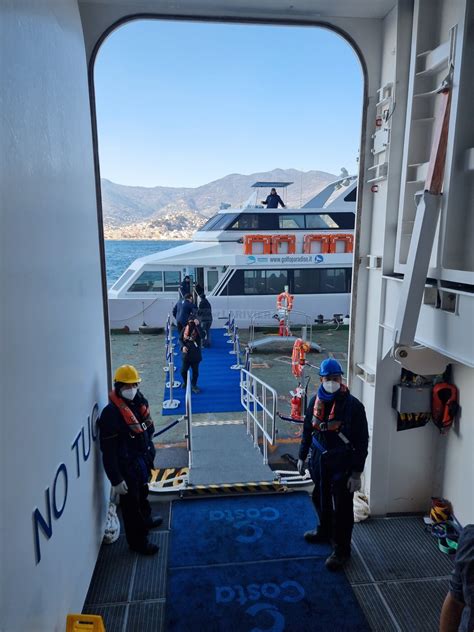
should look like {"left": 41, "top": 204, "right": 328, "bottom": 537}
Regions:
{"left": 109, "top": 292, "right": 351, "bottom": 331}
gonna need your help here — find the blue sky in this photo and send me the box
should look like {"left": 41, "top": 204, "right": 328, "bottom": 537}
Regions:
{"left": 94, "top": 20, "right": 363, "bottom": 188}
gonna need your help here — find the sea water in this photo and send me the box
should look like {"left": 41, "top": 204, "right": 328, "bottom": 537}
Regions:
{"left": 105, "top": 239, "right": 189, "bottom": 287}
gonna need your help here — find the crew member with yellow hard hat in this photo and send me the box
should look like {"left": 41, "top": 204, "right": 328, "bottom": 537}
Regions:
{"left": 98, "top": 365, "right": 162, "bottom": 556}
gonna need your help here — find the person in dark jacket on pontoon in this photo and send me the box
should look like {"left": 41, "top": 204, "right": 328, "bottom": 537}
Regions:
{"left": 98, "top": 365, "right": 162, "bottom": 556}
{"left": 179, "top": 275, "right": 191, "bottom": 298}
{"left": 197, "top": 294, "right": 213, "bottom": 348}
{"left": 298, "top": 358, "right": 369, "bottom": 571}
{"left": 176, "top": 294, "right": 196, "bottom": 334}
{"left": 180, "top": 317, "right": 203, "bottom": 394}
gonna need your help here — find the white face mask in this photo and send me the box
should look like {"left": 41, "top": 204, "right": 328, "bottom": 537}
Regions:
{"left": 322, "top": 380, "right": 341, "bottom": 394}
{"left": 121, "top": 387, "right": 137, "bottom": 401}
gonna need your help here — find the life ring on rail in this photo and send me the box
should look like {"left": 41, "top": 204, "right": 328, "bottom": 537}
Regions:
{"left": 291, "top": 339, "right": 310, "bottom": 378}
{"left": 277, "top": 291, "right": 294, "bottom": 312}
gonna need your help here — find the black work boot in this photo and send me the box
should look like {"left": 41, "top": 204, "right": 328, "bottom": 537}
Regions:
{"left": 325, "top": 550, "right": 350, "bottom": 571}
{"left": 304, "top": 528, "right": 330, "bottom": 544}
{"left": 146, "top": 515, "right": 163, "bottom": 529}
{"left": 130, "top": 541, "right": 159, "bottom": 556}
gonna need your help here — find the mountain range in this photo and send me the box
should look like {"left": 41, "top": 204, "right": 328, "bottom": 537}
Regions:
{"left": 101, "top": 168, "right": 337, "bottom": 239}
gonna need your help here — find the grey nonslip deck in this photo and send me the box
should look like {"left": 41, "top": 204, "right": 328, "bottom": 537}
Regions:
{"left": 188, "top": 422, "right": 276, "bottom": 486}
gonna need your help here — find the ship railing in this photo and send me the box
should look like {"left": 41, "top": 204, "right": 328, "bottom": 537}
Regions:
{"left": 240, "top": 368, "right": 277, "bottom": 466}
{"left": 163, "top": 314, "right": 181, "bottom": 409}
{"left": 185, "top": 371, "right": 193, "bottom": 469}
{"left": 248, "top": 309, "right": 313, "bottom": 346}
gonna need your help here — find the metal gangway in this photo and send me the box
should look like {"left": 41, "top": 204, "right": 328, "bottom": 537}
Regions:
{"left": 248, "top": 309, "right": 322, "bottom": 352}
{"left": 149, "top": 367, "right": 310, "bottom": 494}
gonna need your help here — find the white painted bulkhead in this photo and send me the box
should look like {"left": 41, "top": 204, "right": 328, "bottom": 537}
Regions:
{"left": 1, "top": 0, "right": 472, "bottom": 630}
{"left": 1, "top": 1, "right": 109, "bottom": 631}
{"left": 350, "top": 0, "right": 474, "bottom": 520}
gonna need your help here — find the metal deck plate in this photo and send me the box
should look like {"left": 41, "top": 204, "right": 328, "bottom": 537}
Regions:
{"left": 131, "top": 532, "right": 169, "bottom": 601}
{"left": 379, "top": 578, "right": 450, "bottom": 632}
{"left": 127, "top": 602, "right": 166, "bottom": 632}
{"left": 84, "top": 535, "right": 136, "bottom": 605}
{"left": 189, "top": 423, "right": 276, "bottom": 486}
{"left": 351, "top": 585, "right": 400, "bottom": 632}
{"left": 82, "top": 604, "right": 127, "bottom": 631}
{"left": 352, "top": 516, "right": 454, "bottom": 581}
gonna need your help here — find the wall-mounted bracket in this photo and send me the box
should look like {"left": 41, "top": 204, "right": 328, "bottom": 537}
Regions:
{"left": 392, "top": 344, "right": 452, "bottom": 375}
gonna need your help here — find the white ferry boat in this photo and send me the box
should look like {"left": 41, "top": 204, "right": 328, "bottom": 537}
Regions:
{"left": 108, "top": 176, "right": 357, "bottom": 330}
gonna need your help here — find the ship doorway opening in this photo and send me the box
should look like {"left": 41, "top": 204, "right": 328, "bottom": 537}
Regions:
{"left": 92, "top": 17, "right": 364, "bottom": 454}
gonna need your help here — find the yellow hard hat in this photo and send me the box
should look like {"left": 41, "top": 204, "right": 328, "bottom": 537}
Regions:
{"left": 114, "top": 365, "right": 141, "bottom": 384}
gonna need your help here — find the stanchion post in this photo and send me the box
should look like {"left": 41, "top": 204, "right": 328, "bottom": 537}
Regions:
{"left": 231, "top": 334, "right": 243, "bottom": 369}
{"left": 227, "top": 318, "right": 235, "bottom": 344}
{"left": 163, "top": 315, "right": 180, "bottom": 404}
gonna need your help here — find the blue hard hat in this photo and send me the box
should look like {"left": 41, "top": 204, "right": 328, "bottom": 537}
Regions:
{"left": 319, "top": 358, "right": 344, "bottom": 377}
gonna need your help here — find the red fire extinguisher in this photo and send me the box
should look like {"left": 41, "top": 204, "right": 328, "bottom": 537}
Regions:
{"left": 279, "top": 319, "right": 289, "bottom": 337}
{"left": 290, "top": 386, "right": 304, "bottom": 420}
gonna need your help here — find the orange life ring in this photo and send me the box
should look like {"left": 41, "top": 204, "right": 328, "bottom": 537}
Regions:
{"left": 277, "top": 291, "right": 294, "bottom": 312}
{"left": 291, "top": 339, "right": 310, "bottom": 378}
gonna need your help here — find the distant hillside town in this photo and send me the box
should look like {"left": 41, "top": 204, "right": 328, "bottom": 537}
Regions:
{"left": 102, "top": 168, "right": 336, "bottom": 239}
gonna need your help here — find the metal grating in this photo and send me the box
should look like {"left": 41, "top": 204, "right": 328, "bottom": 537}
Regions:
{"left": 352, "top": 517, "right": 454, "bottom": 581}
{"left": 82, "top": 604, "right": 127, "bottom": 631}
{"left": 379, "top": 578, "right": 450, "bottom": 632}
{"left": 127, "top": 601, "right": 166, "bottom": 632}
{"left": 351, "top": 584, "right": 400, "bottom": 632}
{"left": 344, "top": 548, "right": 372, "bottom": 584}
{"left": 84, "top": 536, "right": 135, "bottom": 605}
{"left": 131, "top": 532, "right": 169, "bottom": 601}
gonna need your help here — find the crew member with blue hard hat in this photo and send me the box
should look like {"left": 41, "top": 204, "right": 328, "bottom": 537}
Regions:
{"left": 298, "top": 358, "right": 369, "bottom": 571}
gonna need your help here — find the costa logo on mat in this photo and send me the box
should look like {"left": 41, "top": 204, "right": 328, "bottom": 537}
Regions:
{"left": 215, "top": 581, "right": 305, "bottom": 631}
{"left": 209, "top": 507, "right": 279, "bottom": 543}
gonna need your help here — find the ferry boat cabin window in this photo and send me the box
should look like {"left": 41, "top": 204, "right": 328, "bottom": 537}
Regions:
{"left": 200, "top": 214, "right": 238, "bottom": 231}
{"left": 243, "top": 270, "right": 288, "bottom": 294}
{"left": 207, "top": 270, "right": 219, "bottom": 291}
{"left": 230, "top": 214, "right": 259, "bottom": 230}
{"left": 225, "top": 269, "right": 288, "bottom": 295}
{"left": 305, "top": 213, "right": 354, "bottom": 229}
{"left": 279, "top": 215, "right": 305, "bottom": 229}
{"left": 293, "top": 268, "right": 351, "bottom": 293}
{"left": 164, "top": 271, "right": 181, "bottom": 291}
{"left": 128, "top": 271, "right": 163, "bottom": 292}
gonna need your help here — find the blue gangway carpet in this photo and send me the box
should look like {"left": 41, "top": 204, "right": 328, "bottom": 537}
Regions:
{"left": 162, "top": 328, "right": 245, "bottom": 416}
{"left": 166, "top": 493, "right": 369, "bottom": 631}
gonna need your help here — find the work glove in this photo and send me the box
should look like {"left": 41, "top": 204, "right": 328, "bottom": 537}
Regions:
{"left": 112, "top": 480, "right": 128, "bottom": 496}
{"left": 347, "top": 472, "right": 362, "bottom": 494}
{"left": 297, "top": 459, "right": 306, "bottom": 476}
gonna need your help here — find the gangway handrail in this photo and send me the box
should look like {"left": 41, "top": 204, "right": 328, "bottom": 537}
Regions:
{"left": 249, "top": 309, "right": 314, "bottom": 347}
{"left": 240, "top": 368, "right": 277, "bottom": 465}
{"left": 185, "top": 370, "right": 193, "bottom": 469}
{"left": 250, "top": 308, "right": 312, "bottom": 326}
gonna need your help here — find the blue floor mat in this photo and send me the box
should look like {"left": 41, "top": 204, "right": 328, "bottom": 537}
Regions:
{"left": 170, "top": 493, "right": 329, "bottom": 567}
{"left": 167, "top": 494, "right": 369, "bottom": 632}
{"left": 162, "top": 329, "right": 244, "bottom": 415}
